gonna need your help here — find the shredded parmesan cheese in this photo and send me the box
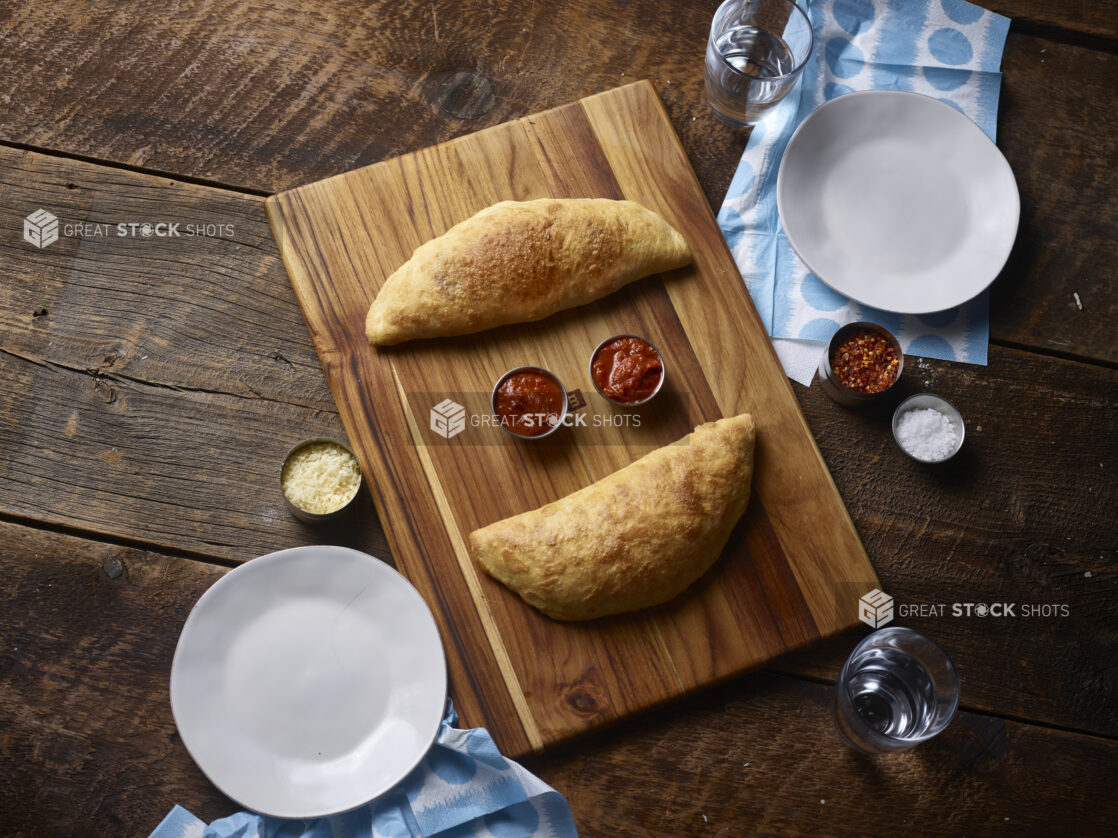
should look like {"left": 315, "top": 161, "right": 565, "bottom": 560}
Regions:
{"left": 281, "top": 441, "right": 361, "bottom": 514}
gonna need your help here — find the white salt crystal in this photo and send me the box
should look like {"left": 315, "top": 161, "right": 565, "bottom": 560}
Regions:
{"left": 896, "top": 407, "right": 958, "bottom": 461}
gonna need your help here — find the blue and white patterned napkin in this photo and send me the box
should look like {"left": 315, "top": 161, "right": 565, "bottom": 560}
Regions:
{"left": 717, "top": 0, "right": 1011, "bottom": 385}
{"left": 150, "top": 703, "right": 578, "bottom": 838}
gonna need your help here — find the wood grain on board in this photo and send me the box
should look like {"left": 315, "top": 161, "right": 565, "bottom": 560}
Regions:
{"left": 265, "top": 81, "right": 878, "bottom": 754}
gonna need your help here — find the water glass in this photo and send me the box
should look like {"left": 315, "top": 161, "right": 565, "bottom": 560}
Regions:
{"left": 834, "top": 627, "right": 960, "bottom": 753}
{"left": 704, "top": 0, "right": 814, "bottom": 126}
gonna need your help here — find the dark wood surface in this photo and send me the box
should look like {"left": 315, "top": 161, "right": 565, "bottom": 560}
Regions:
{"left": 1, "top": 0, "right": 1115, "bottom": 835}
{"left": 3, "top": 520, "right": 1115, "bottom": 838}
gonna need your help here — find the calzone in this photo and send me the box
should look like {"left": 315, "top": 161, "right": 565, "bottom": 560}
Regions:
{"left": 469, "top": 413, "right": 756, "bottom": 621}
{"left": 366, "top": 198, "right": 691, "bottom": 345}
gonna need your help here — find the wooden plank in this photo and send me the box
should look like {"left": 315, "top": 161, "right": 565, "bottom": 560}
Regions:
{"left": 775, "top": 344, "right": 1118, "bottom": 738}
{"left": 0, "top": 1, "right": 1112, "bottom": 196}
{"left": 992, "top": 33, "right": 1118, "bottom": 363}
{"left": 0, "top": 522, "right": 236, "bottom": 836}
{"left": 999, "top": 1, "right": 1118, "bottom": 41}
{"left": 0, "top": 146, "right": 390, "bottom": 563}
{"left": 2, "top": 520, "right": 1114, "bottom": 836}
{"left": 0, "top": 148, "right": 328, "bottom": 406}
{"left": 266, "top": 81, "right": 880, "bottom": 754}
{"left": 525, "top": 672, "right": 1118, "bottom": 837}
{"left": 0, "top": 7, "right": 1114, "bottom": 361}
{"left": 0, "top": 0, "right": 733, "bottom": 194}
{"left": 0, "top": 145, "right": 1112, "bottom": 737}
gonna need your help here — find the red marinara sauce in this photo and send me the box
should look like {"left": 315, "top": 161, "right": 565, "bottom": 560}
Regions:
{"left": 830, "top": 329, "right": 900, "bottom": 394}
{"left": 591, "top": 336, "right": 664, "bottom": 404}
{"left": 494, "top": 369, "right": 566, "bottom": 437}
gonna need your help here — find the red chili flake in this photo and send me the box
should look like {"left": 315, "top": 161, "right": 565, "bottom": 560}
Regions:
{"left": 831, "top": 330, "right": 899, "bottom": 394}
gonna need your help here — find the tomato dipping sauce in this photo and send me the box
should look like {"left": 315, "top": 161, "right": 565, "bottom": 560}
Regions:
{"left": 493, "top": 368, "right": 567, "bottom": 438}
{"left": 830, "top": 329, "right": 900, "bottom": 394}
{"left": 591, "top": 335, "right": 664, "bottom": 404}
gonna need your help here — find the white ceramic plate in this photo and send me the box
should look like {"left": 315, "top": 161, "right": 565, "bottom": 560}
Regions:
{"left": 777, "top": 90, "right": 1019, "bottom": 314}
{"left": 170, "top": 546, "right": 446, "bottom": 818}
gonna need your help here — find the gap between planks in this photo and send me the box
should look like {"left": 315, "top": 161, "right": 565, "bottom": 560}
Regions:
{"left": 760, "top": 668, "right": 1118, "bottom": 745}
{"left": 0, "top": 509, "right": 243, "bottom": 570}
{"left": 988, "top": 338, "right": 1118, "bottom": 373}
{"left": 1008, "top": 19, "right": 1118, "bottom": 55}
{"left": 0, "top": 138, "right": 271, "bottom": 198}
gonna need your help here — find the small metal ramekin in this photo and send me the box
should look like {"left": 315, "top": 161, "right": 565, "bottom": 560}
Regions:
{"left": 280, "top": 437, "right": 363, "bottom": 523}
{"left": 818, "top": 321, "right": 904, "bottom": 408}
{"left": 491, "top": 366, "right": 569, "bottom": 440}
{"left": 589, "top": 334, "right": 666, "bottom": 407}
{"left": 892, "top": 394, "right": 966, "bottom": 464}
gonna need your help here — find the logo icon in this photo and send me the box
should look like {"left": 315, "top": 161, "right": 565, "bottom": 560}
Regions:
{"left": 859, "top": 589, "right": 894, "bottom": 628}
{"left": 430, "top": 399, "right": 466, "bottom": 439}
{"left": 24, "top": 209, "right": 59, "bottom": 249}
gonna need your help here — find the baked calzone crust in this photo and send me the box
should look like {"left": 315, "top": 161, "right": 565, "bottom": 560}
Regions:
{"left": 469, "top": 414, "right": 756, "bottom": 620}
{"left": 366, "top": 198, "right": 691, "bottom": 345}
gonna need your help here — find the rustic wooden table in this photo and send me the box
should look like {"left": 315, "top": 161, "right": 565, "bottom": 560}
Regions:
{"left": 1, "top": 1, "right": 1115, "bottom": 836}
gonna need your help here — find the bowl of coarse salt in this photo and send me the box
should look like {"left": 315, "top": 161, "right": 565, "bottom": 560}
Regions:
{"left": 280, "top": 438, "right": 364, "bottom": 522}
{"left": 892, "top": 394, "right": 965, "bottom": 464}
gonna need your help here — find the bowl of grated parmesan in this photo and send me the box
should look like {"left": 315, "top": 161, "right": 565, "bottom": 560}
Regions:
{"left": 280, "top": 438, "right": 364, "bottom": 522}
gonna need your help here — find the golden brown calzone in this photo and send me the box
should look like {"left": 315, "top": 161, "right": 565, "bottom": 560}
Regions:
{"left": 366, "top": 198, "right": 691, "bottom": 345}
{"left": 469, "top": 414, "right": 756, "bottom": 620}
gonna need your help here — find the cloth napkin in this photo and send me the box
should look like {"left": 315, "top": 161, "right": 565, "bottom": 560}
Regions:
{"left": 717, "top": 0, "right": 1011, "bottom": 385}
{"left": 150, "top": 702, "right": 578, "bottom": 838}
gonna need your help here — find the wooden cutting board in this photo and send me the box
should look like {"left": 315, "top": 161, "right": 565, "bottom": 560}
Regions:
{"left": 265, "top": 81, "right": 879, "bottom": 757}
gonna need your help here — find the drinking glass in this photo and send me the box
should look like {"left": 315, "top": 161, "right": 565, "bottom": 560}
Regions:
{"left": 834, "top": 627, "right": 960, "bottom": 753}
{"left": 704, "top": 0, "right": 814, "bottom": 126}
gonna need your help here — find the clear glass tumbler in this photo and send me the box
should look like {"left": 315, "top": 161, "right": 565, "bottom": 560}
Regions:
{"left": 834, "top": 627, "right": 960, "bottom": 753}
{"left": 704, "top": 0, "right": 814, "bottom": 126}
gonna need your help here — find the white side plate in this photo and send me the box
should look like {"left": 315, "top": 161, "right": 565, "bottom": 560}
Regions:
{"left": 170, "top": 546, "right": 446, "bottom": 818}
{"left": 777, "top": 90, "right": 1019, "bottom": 314}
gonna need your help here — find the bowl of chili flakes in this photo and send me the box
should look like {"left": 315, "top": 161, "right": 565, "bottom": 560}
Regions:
{"left": 818, "top": 321, "right": 904, "bottom": 408}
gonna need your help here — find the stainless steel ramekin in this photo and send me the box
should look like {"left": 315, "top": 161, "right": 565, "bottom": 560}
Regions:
{"left": 280, "top": 437, "right": 363, "bottom": 523}
{"left": 818, "top": 321, "right": 904, "bottom": 408}
{"left": 892, "top": 394, "right": 966, "bottom": 464}
{"left": 491, "top": 366, "right": 569, "bottom": 440}
{"left": 588, "top": 334, "right": 666, "bottom": 407}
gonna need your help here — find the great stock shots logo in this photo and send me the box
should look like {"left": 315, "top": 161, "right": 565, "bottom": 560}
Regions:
{"left": 24, "top": 209, "right": 59, "bottom": 249}
{"left": 21, "top": 208, "right": 236, "bottom": 247}
{"left": 420, "top": 390, "right": 647, "bottom": 445}
{"left": 430, "top": 399, "right": 466, "bottom": 439}
{"left": 859, "top": 589, "right": 895, "bottom": 629}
